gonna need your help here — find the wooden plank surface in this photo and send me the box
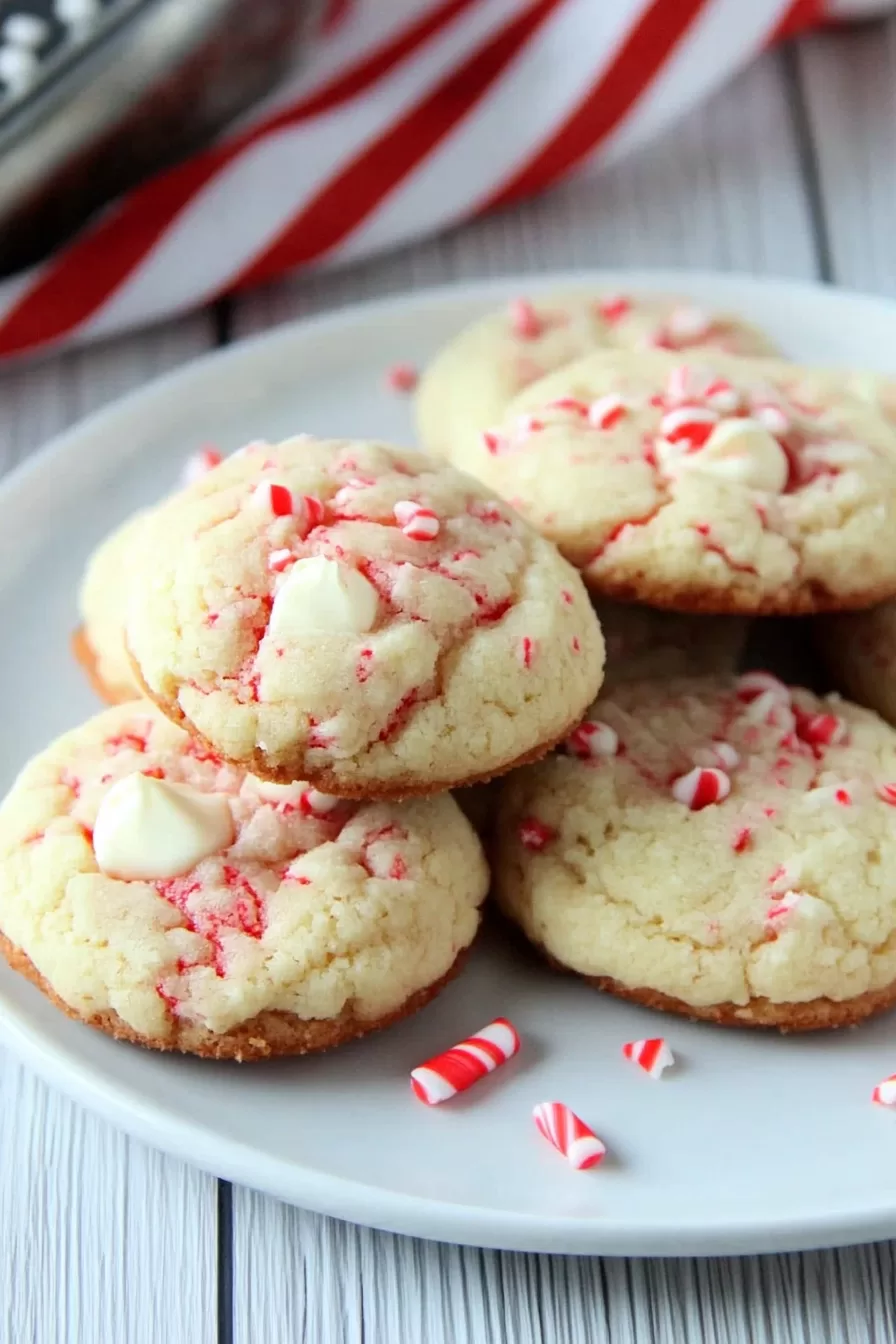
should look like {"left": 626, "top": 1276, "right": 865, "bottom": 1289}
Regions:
{"left": 0, "top": 318, "right": 220, "bottom": 1344}
{"left": 796, "top": 14, "right": 896, "bottom": 293}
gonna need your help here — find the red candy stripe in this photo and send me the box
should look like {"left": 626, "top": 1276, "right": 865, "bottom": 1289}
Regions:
{"left": 796, "top": 712, "right": 847, "bottom": 747}
{"left": 410, "top": 1018, "right": 520, "bottom": 1105}
{"left": 872, "top": 1074, "right": 896, "bottom": 1107}
{"left": 385, "top": 362, "right": 418, "bottom": 393}
{"left": 394, "top": 500, "right": 440, "bottom": 540}
{"left": 519, "top": 817, "right": 556, "bottom": 851}
{"left": 532, "top": 1102, "right": 606, "bottom": 1170}
{"left": 482, "top": 430, "right": 508, "bottom": 455}
{"left": 659, "top": 405, "right": 718, "bottom": 448}
{"left": 253, "top": 481, "right": 294, "bottom": 516}
{"left": 566, "top": 720, "right": 619, "bottom": 759}
{"left": 622, "top": 1038, "right": 674, "bottom": 1078}
{"left": 302, "top": 494, "right": 326, "bottom": 528}
{"left": 671, "top": 766, "right": 730, "bottom": 810}
{"left": 596, "top": 295, "right": 630, "bottom": 324}
{"left": 545, "top": 397, "right": 589, "bottom": 417}
{"left": 509, "top": 298, "right": 543, "bottom": 339}
{"left": 588, "top": 394, "right": 628, "bottom": 430}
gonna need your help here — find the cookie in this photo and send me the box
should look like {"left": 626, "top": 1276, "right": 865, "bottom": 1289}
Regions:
{"left": 0, "top": 703, "right": 488, "bottom": 1059}
{"left": 493, "top": 674, "right": 896, "bottom": 1030}
{"left": 817, "top": 602, "right": 896, "bottom": 726}
{"left": 76, "top": 510, "right": 151, "bottom": 703}
{"left": 596, "top": 600, "right": 747, "bottom": 688}
{"left": 459, "top": 350, "right": 896, "bottom": 614}
{"left": 416, "top": 290, "right": 777, "bottom": 461}
{"left": 125, "top": 437, "right": 604, "bottom": 796}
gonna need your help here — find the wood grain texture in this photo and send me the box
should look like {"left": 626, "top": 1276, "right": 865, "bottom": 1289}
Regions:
{"left": 796, "top": 14, "right": 896, "bottom": 292}
{"left": 0, "top": 315, "right": 219, "bottom": 1344}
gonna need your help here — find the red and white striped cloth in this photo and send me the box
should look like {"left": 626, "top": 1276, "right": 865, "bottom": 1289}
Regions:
{"left": 0, "top": 0, "right": 888, "bottom": 361}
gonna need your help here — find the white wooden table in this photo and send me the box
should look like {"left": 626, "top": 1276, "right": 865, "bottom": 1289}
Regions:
{"left": 3, "top": 20, "right": 896, "bottom": 1343}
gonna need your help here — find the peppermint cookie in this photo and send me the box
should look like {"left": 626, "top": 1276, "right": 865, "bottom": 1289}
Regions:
{"left": 76, "top": 510, "right": 152, "bottom": 703}
{"left": 126, "top": 437, "right": 604, "bottom": 796}
{"left": 494, "top": 674, "right": 896, "bottom": 1030}
{"left": 818, "top": 602, "right": 896, "bottom": 726}
{"left": 596, "top": 600, "right": 747, "bottom": 688}
{"left": 0, "top": 703, "right": 488, "bottom": 1059}
{"left": 416, "top": 291, "right": 777, "bottom": 462}
{"left": 469, "top": 350, "right": 896, "bottom": 614}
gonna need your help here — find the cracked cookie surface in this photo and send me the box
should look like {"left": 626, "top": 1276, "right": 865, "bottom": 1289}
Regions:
{"left": 494, "top": 674, "right": 896, "bottom": 1028}
{"left": 451, "top": 350, "right": 896, "bottom": 613}
{"left": 0, "top": 703, "right": 488, "bottom": 1057}
{"left": 126, "top": 437, "right": 604, "bottom": 795}
{"left": 416, "top": 290, "right": 777, "bottom": 461}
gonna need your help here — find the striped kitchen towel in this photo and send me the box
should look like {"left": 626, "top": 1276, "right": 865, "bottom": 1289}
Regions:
{"left": 0, "top": 0, "right": 888, "bottom": 360}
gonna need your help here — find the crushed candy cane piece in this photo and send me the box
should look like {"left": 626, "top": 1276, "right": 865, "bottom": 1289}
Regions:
{"left": 588, "top": 394, "right": 628, "bottom": 431}
{"left": 252, "top": 481, "right": 293, "bottom": 517}
{"left": 411, "top": 1018, "right": 520, "bottom": 1105}
{"left": 532, "top": 1102, "right": 606, "bottom": 1170}
{"left": 519, "top": 817, "right": 556, "bottom": 851}
{"left": 509, "top": 298, "right": 543, "bottom": 339}
{"left": 566, "top": 720, "right": 619, "bottom": 759}
{"left": 622, "top": 1038, "right": 675, "bottom": 1078}
{"left": 181, "top": 446, "right": 222, "bottom": 484}
{"left": 872, "top": 1075, "right": 896, "bottom": 1107}
{"left": 672, "top": 766, "right": 730, "bottom": 810}
{"left": 385, "top": 362, "right": 418, "bottom": 393}
{"left": 693, "top": 741, "right": 740, "bottom": 771}
{"left": 394, "top": 501, "right": 439, "bottom": 540}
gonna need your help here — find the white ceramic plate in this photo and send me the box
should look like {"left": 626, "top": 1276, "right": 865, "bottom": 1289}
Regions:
{"left": 4, "top": 270, "right": 896, "bottom": 1257}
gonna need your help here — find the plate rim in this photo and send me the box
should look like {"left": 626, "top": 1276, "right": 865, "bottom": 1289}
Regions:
{"left": 4, "top": 266, "right": 896, "bottom": 1256}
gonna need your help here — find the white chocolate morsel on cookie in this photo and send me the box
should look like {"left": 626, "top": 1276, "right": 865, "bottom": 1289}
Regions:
{"left": 268, "top": 556, "right": 379, "bottom": 639}
{"left": 125, "top": 437, "right": 604, "bottom": 794}
{"left": 94, "top": 774, "right": 234, "bottom": 881}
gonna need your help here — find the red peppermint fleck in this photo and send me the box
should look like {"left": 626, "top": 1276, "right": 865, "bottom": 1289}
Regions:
{"left": 588, "top": 394, "right": 628, "bottom": 431}
{"left": 302, "top": 494, "right": 326, "bottom": 529}
{"left": 545, "top": 396, "right": 589, "bottom": 417}
{"left": 561, "top": 589, "right": 574, "bottom": 605}
{"left": 519, "top": 817, "right": 556, "bottom": 851}
{"left": 105, "top": 730, "right": 149, "bottom": 754}
{"left": 878, "top": 783, "right": 896, "bottom": 806}
{"left": 509, "top": 298, "right": 543, "bottom": 339}
{"left": 571, "top": 636, "right": 581, "bottom": 653}
{"left": 385, "top": 362, "right": 418, "bottom": 393}
{"left": 731, "top": 826, "right": 752, "bottom": 853}
{"left": 142, "top": 766, "right": 166, "bottom": 780}
{"left": 519, "top": 636, "right": 537, "bottom": 669}
{"left": 659, "top": 405, "right": 718, "bottom": 449}
{"left": 468, "top": 499, "right": 505, "bottom": 524}
{"left": 389, "top": 855, "right": 408, "bottom": 880}
{"left": 268, "top": 548, "right": 294, "bottom": 573}
{"left": 596, "top": 295, "right": 631, "bottom": 323}
{"left": 482, "top": 430, "right": 507, "bottom": 456}
{"left": 794, "top": 711, "right": 847, "bottom": 749}
{"left": 356, "top": 647, "right": 374, "bottom": 683}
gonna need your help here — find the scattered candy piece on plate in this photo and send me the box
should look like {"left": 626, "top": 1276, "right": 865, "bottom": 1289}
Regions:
{"left": 410, "top": 1017, "right": 521, "bottom": 1106}
{"left": 532, "top": 1102, "right": 606, "bottom": 1170}
{"left": 622, "top": 1038, "right": 675, "bottom": 1078}
{"left": 385, "top": 362, "right": 418, "bottom": 393}
{"left": 872, "top": 1074, "right": 896, "bottom": 1107}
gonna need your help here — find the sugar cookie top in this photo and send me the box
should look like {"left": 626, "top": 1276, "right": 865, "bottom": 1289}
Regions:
{"left": 470, "top": 351, "right": 896, "bottom": 613}
{"left": 0, "top": 704, "right": 487, "bottom": 1041}
{"left": 78, "top": 510, "right": 150, "bottom": 701}
{"left": 416, "top": 291, "right": 777, "bottom": 462}
{"left": 125, "top": 437, "right": 604, "bottom": 793}
{"left": 494, "top": 674, "right": 896, "bottom": 1009}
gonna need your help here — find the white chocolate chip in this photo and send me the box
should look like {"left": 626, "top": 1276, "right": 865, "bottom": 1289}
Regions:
{"left": 93, "top": 775, "right": 234, "bottom": 881}
{"left": 267, "top": 556, "right": 378, "bottom": 639}
{"left": 678, "top": 418, "right": 789, "bottom": 492}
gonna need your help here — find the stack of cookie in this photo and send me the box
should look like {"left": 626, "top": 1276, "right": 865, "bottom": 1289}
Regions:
{"left": 416, "top": 291, "right": 896, "bottom": 1031}
{"left": 0, "top": 437, "right": 603, "bottom": 1058}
